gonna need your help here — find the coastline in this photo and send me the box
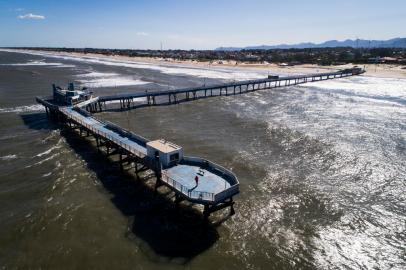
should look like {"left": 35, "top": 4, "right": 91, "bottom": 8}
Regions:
{"left": 3, "top": 48, "right": 406, "bottom": 79}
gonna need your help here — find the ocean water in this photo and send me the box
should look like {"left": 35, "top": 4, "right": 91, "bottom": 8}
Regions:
{"left": 0, "top": 50, "right": 405, "bottom": 270}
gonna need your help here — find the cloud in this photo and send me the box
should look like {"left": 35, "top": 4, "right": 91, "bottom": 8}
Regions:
{"left": 18, "top": 13, "right": 45, "bottom": 20}
{"left": 136, "top": 32, "right": 149, "bottom": 36}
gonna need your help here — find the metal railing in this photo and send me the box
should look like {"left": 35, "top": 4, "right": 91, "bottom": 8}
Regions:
{"left": 61, "top": 108, "right": 239, "bottom": 205}
{"left": 99, "top": 68, "right": 365, "bottom": 102}
{"left": 161, "top": 171, "right": 215, "bottom": 202}
{"left": 214, "top": 185, "right": 239, "bottom": 202}
{"left": 182, "top": 156, "right": 240, "bottom": 202}
{"left": 61, "top": 108, "right": 146, "bottom": 157}
{"left": 182, "top": 156, "right": 239, "bottom": 186}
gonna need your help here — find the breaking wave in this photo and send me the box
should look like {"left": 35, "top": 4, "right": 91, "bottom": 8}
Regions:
{"left": 0, "top": 104, "right": 45, "bottom": 114}
{"left": 0, "top": 154, "right": 18, "bottom": 161}
{"left": 0, "top": 59, "right": 75, "bottom": 68}
{"left": 76, "top": 71, "right": 150, "bottom": 88}
{"left": 3, "top": 49, "right": 269, "bottom": 80}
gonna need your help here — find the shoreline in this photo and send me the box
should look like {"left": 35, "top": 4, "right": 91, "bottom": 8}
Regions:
{"left": 3, "top": 48, "right": 406, "bottom": 79}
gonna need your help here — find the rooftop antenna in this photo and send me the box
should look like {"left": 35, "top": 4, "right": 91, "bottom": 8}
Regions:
{"left": 160, "top": 41, "right": 163, "bottom": 51}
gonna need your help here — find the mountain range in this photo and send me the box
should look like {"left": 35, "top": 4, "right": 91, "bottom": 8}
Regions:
{"left": 216, "top": 38, "right": 406, "bottom": 51}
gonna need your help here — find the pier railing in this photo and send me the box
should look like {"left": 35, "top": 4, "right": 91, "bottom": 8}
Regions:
{"left": 182, "top": 156, "right": 239, "bottom": 185}
{"left": 61, "top": 108, "right": 146, "bottom": 157}
{"left": 214, "top": 185, "right": 240, "bottom": 202}
{"left": 61, "top": 106, "right": 239, "bottom": 204}
{"left": 160, "top": 156, "right": 240, "bottom": 203}
{"left": 93, "top": 68, "right": 365, "bottom": 111}
{"left": 161, "top": 171, "right": 215, "bottom": 202}
{"left": 35, "top": 68, "right": 366, "bottom": 215}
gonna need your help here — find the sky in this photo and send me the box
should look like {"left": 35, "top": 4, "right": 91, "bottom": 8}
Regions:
{"left": 0, "top": 0, "right": 405, "bottom": 50}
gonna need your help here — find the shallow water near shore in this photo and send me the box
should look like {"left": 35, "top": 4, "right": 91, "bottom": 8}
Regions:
{"left": 0, "top": 50, "right": 405, "bottom": 270}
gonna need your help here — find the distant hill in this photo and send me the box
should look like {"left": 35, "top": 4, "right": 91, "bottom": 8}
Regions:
{"left": 216, "top": 38, "right": 406, "bottom": 51}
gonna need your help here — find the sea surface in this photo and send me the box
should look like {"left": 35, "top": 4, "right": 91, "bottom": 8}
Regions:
{"left": 0, "top": 50, "right": 405, "bottom": 270}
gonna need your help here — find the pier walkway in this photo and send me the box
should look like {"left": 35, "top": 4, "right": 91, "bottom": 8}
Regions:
{"left": 36, "top": 67, "right": 365, "bottom": 219}
{"left": 91, "top": 68, "right": 365, "bottom": 111}
{"left": 37, "top": 96, "right": 239, "bottom": 218}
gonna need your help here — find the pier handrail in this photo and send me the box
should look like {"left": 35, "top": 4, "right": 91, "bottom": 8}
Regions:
{"left": 98, "top": 68, "right": 365, "bottom": 102}
{"left": 161, "top": 171, "right": 215, "bottom": 202}
{"left": 61, "top": 108, "right": 146, "bottom": 157}
{"left": 182, "top": 156, "right": 239, "bottom": 186}
{"left": 63, "top": 107, "right": 239, "bottom": 203}
{"left": 214, "top": 184, "right": 240, "bottom": 202}
{"left": 161, "top": 156, "right": 240, "bottom": 203}
{"left": 36, "top": 67, "right": 366, "bottom": 212}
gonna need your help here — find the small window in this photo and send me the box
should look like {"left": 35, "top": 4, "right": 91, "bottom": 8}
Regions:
{"left": 170, "top": 153, "right": 179, "bottom": 162}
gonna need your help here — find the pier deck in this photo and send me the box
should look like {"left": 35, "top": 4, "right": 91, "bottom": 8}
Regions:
{"left": 37, "top": 95, "right": 239, "bottom": 218}
{"left": 36, "top": 67, "right": 365, "bottom": 219}
{"left": 162, "top": 162, "right": 234, "bottom": 203}
{"left": 166, "top": 165, "right": 231, "bottom": 195}
{"left": 61, "top": 107, "right": 147, "bottom": 157}
{"left": 93, "top": 68, "right": 365, "bottom": 111}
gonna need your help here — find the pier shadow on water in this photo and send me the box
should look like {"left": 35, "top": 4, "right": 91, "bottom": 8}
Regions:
{"left": 20, "top": 112, "right": 59, "bottom": 131}
{"left": 22, "top": 113, "right": 221, "bottom": 263}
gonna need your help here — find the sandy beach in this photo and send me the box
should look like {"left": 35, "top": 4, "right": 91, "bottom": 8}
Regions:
{"left": 7, "top": 49, "right": 406, "bottom": 79}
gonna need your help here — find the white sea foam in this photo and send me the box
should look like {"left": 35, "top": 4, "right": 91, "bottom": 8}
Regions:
{"left": 76, "top": 71, "right": 150, "bottom": 88}
{"left": 305, "top": 76, "right": 406, "bottom": 104}
{"left": 78, "top": 77, "right": 149, "bottom": 88}
{"left": 0, "top": 60, "right": 75, "bottom": 68}
{"left": 36, "top": 147, "right": 53, "bottom": 157}
{"left": 28, "top": 153, "right": 59, "bottom": 167}
{"left": 2, "top": 49, "right": 268, "bottom": 80}
{"left": 35, "top": 141, "right": 63, "bottom": 158}
{"left": 0, "top": 154, "right": 17, "bottom": 161}
{"left": 0, "top": 104, "right": 45, "bottom": 114}
{"left": 76, "top": 71, "right": 118, "bottom": 78}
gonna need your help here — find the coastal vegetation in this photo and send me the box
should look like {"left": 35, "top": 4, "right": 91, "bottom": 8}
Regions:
{"left": 11, "top": 47, "right": 406, "bottom": 66}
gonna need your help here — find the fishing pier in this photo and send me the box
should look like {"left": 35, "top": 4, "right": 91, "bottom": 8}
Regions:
{"left": 36, "top": 67, "right": 364, "bottom": 219}
{"left": 91, "top": 68, "right": 364, "bottom": 111}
